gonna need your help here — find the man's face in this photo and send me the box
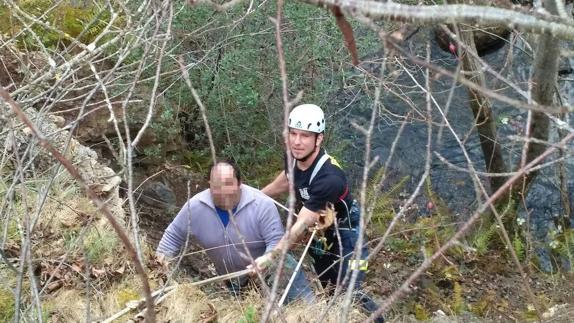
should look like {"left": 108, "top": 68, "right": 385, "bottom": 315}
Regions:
{"left": 210, "top": 164, "right": 241, "bottom": 210}
{"left": 288, "top": 128, "right": 323, "bottom": 161}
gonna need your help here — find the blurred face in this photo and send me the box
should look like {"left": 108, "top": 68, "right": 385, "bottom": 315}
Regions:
{"left": 289, "top": 128, "right": 323, "bottom": 161}
{"left": 210, "top": 164, "right": 241, "bottom": 210}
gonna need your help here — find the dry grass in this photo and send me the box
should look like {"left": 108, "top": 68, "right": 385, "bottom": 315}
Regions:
{"left": 281, "top": 298, "right": 368, "bottom": 323}
{"left": 45, "top": 274, "right": 164, "bottom": 322}
{"left": 42, "top": 280, "right": 369, "bottom": 322}
{"left": 45, "top": 289, "right": 99, "bottom": 323}
{"left": 157, "top": 282, "right": 369, "bottom": 323}
{"left": 160, "top": 284, "right": 216, "bottom": 322}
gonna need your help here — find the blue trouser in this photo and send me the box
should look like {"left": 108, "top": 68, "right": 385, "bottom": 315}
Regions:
{"left": 311, "top": 199, "right": 368, "bottom": 289}
{"left": 310, "top": 200, "right": 384, "bottom": 322}
{"left": 311, "top": 227, "right": 369, "bottom": 289}
{"left": 227, "top": 253, "right": 314, "bottom": 304}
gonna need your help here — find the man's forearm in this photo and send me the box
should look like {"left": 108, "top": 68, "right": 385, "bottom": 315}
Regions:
{"left": 262, "top": 182, "right": 286, "bottom": 198}
{"left": 157, "top": 232, "right": 180, "bottom": 257}
{"left": 273, "top": 218, "right": 309, "bottom": 254}
{"left": 262, "top": 172, "right": 288, "bottom": 198}
{"left": 277, "top": 207, "right": 319, "bottom": 252}
{"left": 250, "top": 213, "right": 314, "bottom": 272}
{"left": 251, "top": 207, "right": 319, "bottom": 272}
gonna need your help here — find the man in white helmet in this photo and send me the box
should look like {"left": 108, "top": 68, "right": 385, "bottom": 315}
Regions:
{"left": 249, "top": 104, "right": 384, "bottom": 322}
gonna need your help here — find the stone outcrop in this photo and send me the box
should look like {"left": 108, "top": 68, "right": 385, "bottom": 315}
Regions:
{"left": 1, "top": 104, "right": 124, "bottom": 226}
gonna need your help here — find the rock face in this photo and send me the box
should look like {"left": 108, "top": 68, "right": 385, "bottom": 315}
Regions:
{"left": 434, "top": 25, "right": 511, "bottom": 57}
{"left": 1, "top": 104, "right": 124, "bottom": 227}
{"left": 434, "top": 0, "right": 513, "bottom": 57}
{"left": 133, "top": 167, "right": 210, "bottom": 278}
{"left": 134, "top": 167, "right": 207, "bottom": 246}
{"left": 140, "top": 181, "right": 177, "bottom": 209}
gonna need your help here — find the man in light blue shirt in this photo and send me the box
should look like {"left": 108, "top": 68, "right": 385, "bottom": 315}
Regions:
{"left": 157, "top": 160, "right": 313, "bottom": 303}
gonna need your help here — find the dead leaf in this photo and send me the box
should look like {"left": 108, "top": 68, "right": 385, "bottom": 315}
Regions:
{"left": 115, "top": 265, "right": 126, "bottom": 275}
{"left": 315, "top": 202, "right": 336, "bottom": 231}
{"left": 200, "top": 303, "right": 217, "bottom": 323}
{"left": 91, "top": 267, "right": 106, "bottom": 278}
{"left": 331, "top": 6, "right": 359, "bottom": 66}
{"left": 46, "top": 280, "right": 63, "bottom": 293}
{"left": 71, "top": 263, "right": 83, "bottom": 273}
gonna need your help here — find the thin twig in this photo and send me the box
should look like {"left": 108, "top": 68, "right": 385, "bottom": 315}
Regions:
{"left": 177, "top": 57, "right": 217, "bottom": 164}
{"left": 104, "top": 268, "right": 251, "bottom": 323}
{"left": 277, "top": 229, "right": 316, "bottom": 307}
{"left": 367, "top": 131, "right": 574, "bottom": 322}
{"left": 262, "top": 1, "right": 297, "bottom": 322}
{"left": 0, "top": 89, "right": 156, "bottom": 323}
{"left": 303, "top": 0, "right": 574, "bottom": 41}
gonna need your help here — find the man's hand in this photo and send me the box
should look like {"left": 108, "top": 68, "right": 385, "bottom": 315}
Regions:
{"left": 156, "top": 253, "right": 172, "bottom": 272}
{"left": 247, "top": 251, "right": 276, "bottom": 274}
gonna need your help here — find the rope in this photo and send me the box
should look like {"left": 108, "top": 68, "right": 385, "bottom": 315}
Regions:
{"left": 270, "top": 198, "right": 299, "bottom": 217}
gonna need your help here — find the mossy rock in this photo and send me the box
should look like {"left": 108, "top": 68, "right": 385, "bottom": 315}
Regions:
{"left": 0, "top": 0, "right": 118, "bottom": 49}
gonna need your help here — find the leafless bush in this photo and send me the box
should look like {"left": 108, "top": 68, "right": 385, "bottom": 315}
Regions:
{"left": 1, "top": 0, "right": 573, "bottom": 322}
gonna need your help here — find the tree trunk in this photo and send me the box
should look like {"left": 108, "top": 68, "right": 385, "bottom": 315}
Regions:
{"left": 459, "top": 28, "right": 508, "bottom": 192}
{"left": 492, "top": 0, "right": 561, "bottom": 232}
{"left": 511, "top": 0, "right": 560, "bottom": 195}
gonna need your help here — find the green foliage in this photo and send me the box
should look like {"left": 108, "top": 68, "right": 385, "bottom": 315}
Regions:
{"left": 0, "top": 286, "right": 14, "bottom": 322}
{"left": 4, "top": 218, "right": 20, "bottom": 242}
{"left": 428, "top": 267, "right": 466, "bottom": 315}
{"left": 425, "top": 176, "right": 450, "bottom": 216}
{"left": 165, "top": 0, "right": 380, "bottom": 182}
{"left": 440, "top": 265, "right": 461, "bottom": 281}
{"left": 553, "top": 227, "right": 574, "bottom": 270}
{"left": 451, "top": 282, "right": 464, "bottom": 314}
{"left": 468, "top": 291, "right": 495, "bottom": 317}
{"left": 181, "top": 149, "right": 211, "bottom": 173}
{"left": 472, "top": 223, "right": 498, "bottom": 255}
{"left": 414, "top": 180, "right": 460, "bottom": 259}
{"left": 385, "top": 237, "right": 412, "bottom": 254}
{"left": 50, "top": 171, "right": 78, "bottom": 201}
{"left": 238, "top": 304, "right": 258, "bottom": 323}
{"left": 0, "top": 4, "right": 11, "bottom": 36}
{"left": 142, "top": 146, "right": 164, "bottom": 162}
{"left": 423, "top": 272, "right": 466, "bottom": 316}
{"left": 63, "top": 229, "right": 80, "bottom": 254}
{"left": 83, "top": 228, "right": 119, "bottom": 264}
{"left": 0, "top": 0, "right": 120, "bottom": 49}
{"left": 367, "top": 167, "right": 409, "bottom": 234}
{"left": 63, "top": 227, "right": 119, "bottom": 264}
{"left": 413, "top": 303, "right": 430, "bottom": 320}
{"left": 512, "top": 233, "right": 526, "bottom": 261}
{"left": 133, "top": 102, "right": 184, "bottom": 164}
{"left": 520, "top": 295, "right": 552, "bottom": 322}
{"left": 116, "top": 288, "right": 140, "bottom": 307}
{"left": 368, "top": 174, "right": 468, "bottom": 262}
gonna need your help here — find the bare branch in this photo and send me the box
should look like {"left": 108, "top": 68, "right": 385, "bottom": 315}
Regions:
{"left": 177, "top": 57, "right": 217, "bottom": 164}
{"left": 368, "top": 130, "right": 574, "bottom": 320}
{"left": 304, "top": 0, "right": 574, "bottom": 40}
{"left": 0, "top": 89, "right": 156, "bottom": 323}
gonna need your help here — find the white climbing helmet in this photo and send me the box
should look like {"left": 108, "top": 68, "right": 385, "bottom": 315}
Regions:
{"left": 288, "top": 104, "right": 325, "bottom": 133}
